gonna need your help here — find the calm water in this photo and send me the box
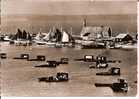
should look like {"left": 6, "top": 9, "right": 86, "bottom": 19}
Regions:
{"left": 0, "top": 42, "right": 137, "bottom": 96}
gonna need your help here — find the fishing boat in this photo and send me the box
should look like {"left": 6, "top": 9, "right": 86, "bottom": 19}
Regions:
{"left": 108, "top": 43, "right": 122, "bottom": 49}
{"left": 95, "top": 79, "right": 128, "bottom": 92}
{"left": 81, "top": 40, "right": 106, "bottom": 49}
{"left": 34, "top": 40, "right": 46, "bottom": 45}
{"left": 3, "top": 35, "right": 11, "bottom": 41}
{"left": 14, "top": 39, "right": 31, "bottom": 46}
{"left": 28, "top": 55, "right": 46, "bottom": 61}
{"left": 74, "top": 55, "right": 95, "bottom": 62}
{"left": 0, "top": 53, "right": 7, "bottom": 59}
{"left": 89, "top": 63, "right": 108, "bottom": 69}
{"left": 80, "top": 40, "right": 95, "bottom": 48}
{"left": 46, "top": 42, "right": 56, "bottom": 47}
{"left": 12, "top": 29, "right": 32, "bottom": 46}
{"left": 96, "top": 67, "right": 120, "bottom": 75}
{"left": 35, "top": 61, "right": 58, "bottom": 68}
{"left": 13, "top": 54, "right": 29, "bottom": 60}
{"left": 120, "top": 43, "right": 137, "bottom": 49}
{"left": 33, "top": 32, "right": 47, "bottom": 45}
{"left": 38, "top": 72, "right": 69, "bottom": 82}
{"left": 34, "top": 58, "right": 68, "bottom": 68}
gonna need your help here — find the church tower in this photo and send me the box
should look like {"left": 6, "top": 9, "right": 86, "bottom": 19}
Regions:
{"left": 83, "top": 18, "right": 87, "bottom": 27}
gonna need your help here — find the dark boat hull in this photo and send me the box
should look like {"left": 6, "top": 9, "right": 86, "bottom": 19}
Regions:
{"left": 38, "top": 77, "right": 68, "bottom": 82}
{"left": 35, "top": 64, "right": 57, "bottom": 68}
{"left": 96, "top": 72, "right": 120, "bottom": 76}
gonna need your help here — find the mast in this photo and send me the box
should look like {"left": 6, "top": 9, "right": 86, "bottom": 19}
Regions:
{"left": 52, "top": 26, "right": 55, "bottom": 33}
{"left": 60, "top": 26, "right": 63, "bottom": 33}
{"left": 70, "top": 27, "right": 73, "bottom": 35}
{"left": 49, "top": 28, "right": 52, "bottom": 33}
{"left": 43, "top": 28, "right": 51, "bottom": 41}
{"left": 39, "top": 28, "right": 42, "bottom": 34}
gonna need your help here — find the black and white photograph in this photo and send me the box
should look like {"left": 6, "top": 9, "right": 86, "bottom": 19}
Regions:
{"left": 0, "top": 0, "right": 138, "bottom": 97}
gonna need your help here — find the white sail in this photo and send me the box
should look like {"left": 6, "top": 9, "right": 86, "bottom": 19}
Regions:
{"left": 62, "top": 31, "right": 69, "bottom": 43}
{"left": 43, "top": 28, "right": 52, "bottom": 41}
{"left": 34, "top": 32, "right": 41, "bottom": 40}
{"left": 26, "top": 33, "right": 30, "bottom": 40}
{"left": 43, "top": 32, "right": 50, "bottom": 41}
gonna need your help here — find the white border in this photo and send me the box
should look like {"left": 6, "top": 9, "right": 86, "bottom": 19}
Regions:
{"left": 1, "top": 1, "right": 139, "bottom": 99}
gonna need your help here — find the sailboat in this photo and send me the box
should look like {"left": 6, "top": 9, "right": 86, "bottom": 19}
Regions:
{"left": 34, "top": 32, "right": 43, "bottom": 40}
{"left": 60, "top": 30, "right": 75, "bottom": 47}
{"left": 13, "top": 29, "right": 32, "bottom": 46}
{"left": 34, "top": 33, "right": 46, "bottom": 45}
{"left": 45, "top": 28, "right": 57, "bottom": 47}
{"left": 62, "top": 31, "right": 70, "bottom": 43}
{"left": 43, "top": 27, "right": 74, "bottom": 48}
{"left": 43, "top": 29, "right": 51, "bottom": 41}
{"left": 3, "top": 35, "right": 11, "bottom": 41}
{"left": 33, "top": 27, "right": 48, "bottom": 45}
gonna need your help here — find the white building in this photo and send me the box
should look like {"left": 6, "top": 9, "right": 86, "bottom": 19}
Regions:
{"left": 80, "top": 19, "right": 112, "bottom": 41}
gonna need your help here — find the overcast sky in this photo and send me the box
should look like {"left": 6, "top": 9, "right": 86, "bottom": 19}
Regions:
{"left": 1, "top": 0, "right": 137, "bottom": 15}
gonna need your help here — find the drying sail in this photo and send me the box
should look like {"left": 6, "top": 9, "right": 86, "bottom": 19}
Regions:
{"left": 34, "top": 32, "right": 42, "bottom": 40}
{"left": 62, "top": 31, "right": 69, "bottom": 43}
{"left": 27, "top": 32, "right": 32, "bottom": 40}
{"left": 43, "top": 32, "right": 51, "bottom": 41}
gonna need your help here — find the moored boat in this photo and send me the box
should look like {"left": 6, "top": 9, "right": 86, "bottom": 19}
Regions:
{"left": 38, "top": 72, "right": 69, "bottom": 82}
{"left": 95, "top": 79, "right": 128, "bottom": 92}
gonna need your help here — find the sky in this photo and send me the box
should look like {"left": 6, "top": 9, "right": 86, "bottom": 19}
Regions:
{"left": 1, "top": 0, "right": 137, "bottom": 15}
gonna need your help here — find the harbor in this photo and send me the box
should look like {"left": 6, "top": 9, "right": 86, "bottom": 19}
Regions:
{"left": 0, "top": 19, "right": 137, "bottom": 49}
{"left": 0, "top": 42, "right": 137, "bottom": 96}
{"left": 0, "top": 19, "right": 137, "bottom": 96}
{"left": 0, "top": 18, "right": 137, "bottom": 96}
{"left": 0, "top": 0, "right": 137, "bottom": 97}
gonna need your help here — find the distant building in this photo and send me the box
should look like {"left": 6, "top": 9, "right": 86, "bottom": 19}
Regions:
{"left": 80, "top": 19, "right": 112, "bottom": 41}
{"left": 115, "top": 33, "right": 133, "bottom": 43}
